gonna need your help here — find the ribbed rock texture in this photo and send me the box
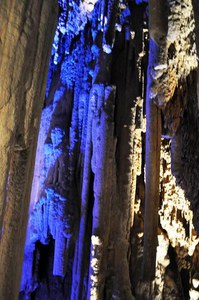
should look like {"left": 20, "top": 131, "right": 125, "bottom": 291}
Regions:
{"left": 0, "top": 1, "right": 58, "bottom": 299}
{"left": 0, "top": 0, "right": 198, "bottom": 299}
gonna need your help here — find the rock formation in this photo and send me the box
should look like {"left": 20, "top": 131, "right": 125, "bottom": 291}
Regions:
{"left": 0, "top": 0, "right": 198, "bottom": 299}
{"left": 0, "top": 1, "right": 58, "bottom": 299}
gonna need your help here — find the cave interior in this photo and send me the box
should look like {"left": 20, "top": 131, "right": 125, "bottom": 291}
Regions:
{"left": 0, "top": 0, "right": 199, "bottom": 299}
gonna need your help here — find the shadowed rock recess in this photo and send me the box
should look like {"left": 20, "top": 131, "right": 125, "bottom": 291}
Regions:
{"left": 0, "top": 0, "right": 199, "bottom": 299}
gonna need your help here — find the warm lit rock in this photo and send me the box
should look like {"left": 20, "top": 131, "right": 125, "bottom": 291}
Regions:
{"left": 0, "top": 1, "right": 58, "bottom": 299}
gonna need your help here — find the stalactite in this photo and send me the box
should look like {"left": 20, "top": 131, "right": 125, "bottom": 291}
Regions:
{"left": 71, "top": 86, "right": 96, "bottom": 300}
{"left": 142, "top": 39, "right": 162, "bottom": 284}
{"left": 141, "top": 0, "right": 164, "bottom": 286}
{"left": 87, "top": 84, "right": 116, "bottom": 300}
{"left": 103, "top": 0, "right": 119, "bottom": 53}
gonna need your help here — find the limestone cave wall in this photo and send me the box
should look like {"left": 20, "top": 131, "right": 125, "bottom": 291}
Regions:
{"left": 0, "top": 1, "right": 198, "bottom": 300}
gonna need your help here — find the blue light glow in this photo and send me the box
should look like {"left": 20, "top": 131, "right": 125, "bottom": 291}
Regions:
{"left": 21, "top": 0, "right": 127, "bottom": 298}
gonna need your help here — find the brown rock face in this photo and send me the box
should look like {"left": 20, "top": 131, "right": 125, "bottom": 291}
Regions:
{"left": 0, "top": 1, "right": 58, "bottom": 299}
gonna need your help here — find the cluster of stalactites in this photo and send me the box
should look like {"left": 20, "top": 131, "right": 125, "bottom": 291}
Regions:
{"left": 53, "top": 0, "right": 139, "bottom": 65}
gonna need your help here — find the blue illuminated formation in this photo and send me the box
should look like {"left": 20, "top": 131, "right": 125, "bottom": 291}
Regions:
{"left": 21, "top": 0, "right": 96, "bottom": 296}
{"left": 21, "top": 0, "right": 148, "bottom": 299}
{"left": 18, "top": 0, "right": 199, "bottom": 299}
{"left": 135, "top": 0, "right": 148, "bottom": 3}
